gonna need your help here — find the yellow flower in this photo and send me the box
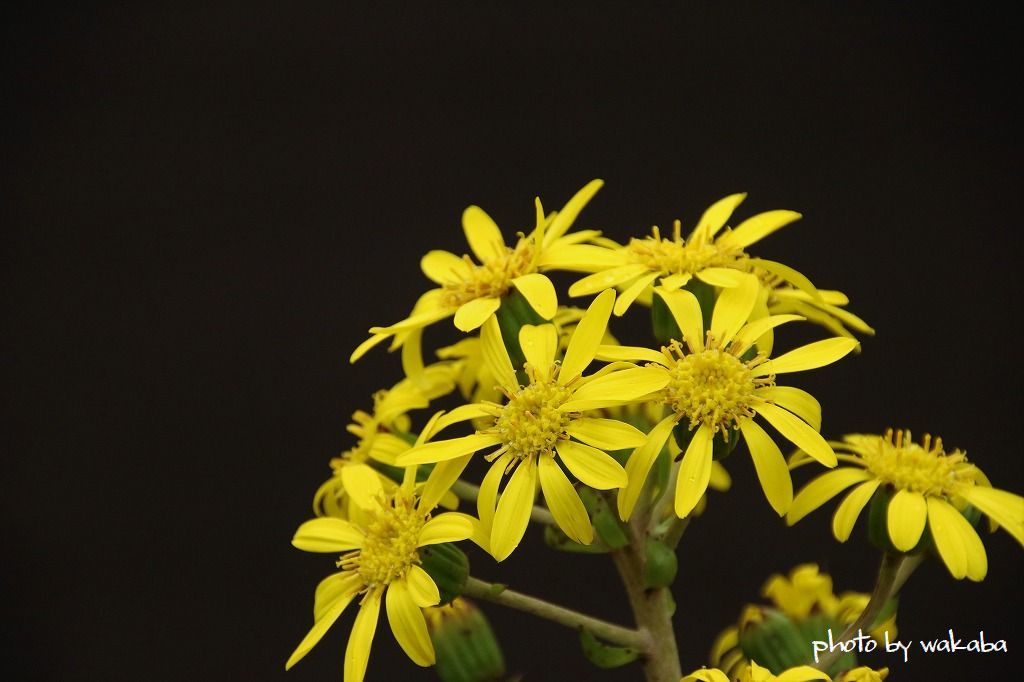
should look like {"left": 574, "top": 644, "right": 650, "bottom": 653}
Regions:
{"left": 787, "top": 429, "right": 1024, "bottom": 581}
{"left": 351, "top": 180, "right": 616, "bottom": 366}
{"left": 397, "top": 290, "right": 664, "bottom": 560}
{"left": 606, "top": 277, "right": 858, "bottom": 520}
{"left": 569, "top": 193, "right": 810, "bottom": 316}
{"left": 683, "top": 661, "right": 830, "bottom": 682}
{"left": 313, "top": 365, "right": 457, "bottom": 519}
{"left": 711, "top": 564, "right": 896, "bottom": 679}
{"left": 286, "top": 469, "right": 474, "bottom": 681}
{"left": 836, "top": 667, "right": 888, "bottom": 682}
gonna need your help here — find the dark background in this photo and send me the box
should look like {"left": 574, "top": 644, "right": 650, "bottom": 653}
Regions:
{"left": 4, "top": 3, "right": 1021, "bottom": 680}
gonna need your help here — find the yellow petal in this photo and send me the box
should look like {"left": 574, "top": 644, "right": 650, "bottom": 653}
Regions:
{"left": 739, "top": 418, "right": 792, "bottom": 516}
{"left": 709, "top": 274, "right": 759, "bottom": 345}
{"left": 344, "top": 592, "right": 382, "bottom": 682}
{"left": 454, "top": 297, "right": 501, "bottom": 332}
{"left": 512, "top": 273, "right": 558, "bottom": 319}
{"left": 595, "top": 343, "right": 671, "bottom": 366}
{"left": 519, "top": 323, "right": 559, "bottom": 370}
{"left": 560, "top": 288, "right": 616, "bottom": 382}
{"left": 421, "top": 250, "right": 469, "bottom": 284}
{"left": 654, "top": 287, "right": 703, "bottom": 351}
{"left": 731, "top": 314, "right": 804, "bottom": 356}
{"left": 543, "top": 179, "right": 604, "bottom": 247}
{"left": 341, "top": 463, "right": 386, "bottom": 509}
{"left": 476, "top": 453, "right": 511, "bottom": 541}
{"left": 695, "top": 267, "right": 747, "bottom": 287}
{"left": 565, "top": 417, "right": 648, "bottom": 450}
{"left": 539, "top": 243, "right": 622, "bottom": 271}
{"left": 556, "top": 439, "right": 629, "bottom": 489}
{"left": 617, "top": 416, "right": 676, "bottom": 520}
{"left": 405, "top": 565, "right": 441, "bottom": 607}
{"left": 419, "top": 454, "right": 472, "bottom": 512}
{"left": 754, "top": 402, "right": 837, "bottom": 466}
{"left": 755, "top": 386, "right": 821, "bottom": 430}
{"left": 716, "top": 209, "right": 801, "bottom": 249}
{"left": 314, "top": 571, "right": 363, "bottom": 622}
{"left": 561, "top": 366, "right": 670, "bottom": 411}
{"left": 431, "top": 404, "right": 494, "bottom": 437}
{"left": 750, "top": 257, "right": 822, "bottom": 301}
{"left": 613, "top": 271, "right": 660, "bottom": 316}
{"left": 568, "top": 263, "right": 650, "bottom": 297}
{"left": 418, "top": 512, "right": 475, "bottom": 546}
{"left": 539, "top": 455, "right": 594, "bottom": 544}
{"left": 787, "top": 467, "right": 872, "bottom": 524}
{"left": 386, "top": 580, "right": 435, "bottom": 666}
{"left": 462, "top": 205, "right": 505, "bottom": 263}
{"left": 286, "top": 582, "right": 358, "bottom": 670}
{"left": 397, "top": 433, "right": 502, "bottom": 465}
{"left": 681, "top": 669, "right": 731, "bottom": 682}
{"left": 490, "top": 458, "right": 538, "bottom": 561}
{"left": 693, "top": 192, "right": 747, "bottom": 240}
{"left": 350, "top": 332, "right": 392, "bottom": 363}
{"left": 675, "top": 424, "right": 713, "bottom": 517}
{"left": 481, "top": 314, "right": 519, "bottom": 392}
{"left": 886, "top": 490, "right": 928, "bottom": 551}
{"left": 831, "top": 480, "right": 881, "bottom": 542}
{"left": 369, "top": 305, "right": 453, "bottom": 335}
{"left": 659, "top": 272, "right": 691, "bottom": 290}
{"left": 292, "top": 517, "right": 365, "bottom": 553}
{"left": 775, "top": 666, "right": 830, "bottom": 682}
{"left": 927, "top": 497, "right": 984, "bottom": 580}
{"left": 960, "top": 486, "right": 1024, "bottom": 547}
{"left": 756, "top": 337, "right": 859, "bottom": 375}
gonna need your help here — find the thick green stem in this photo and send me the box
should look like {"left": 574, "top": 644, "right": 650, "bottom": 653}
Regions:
{"left": 816, "top": 552, "right": 911, "bottom": 671}
{"left": 613, "top": 511, "right": 682, "bottom": 682}
{"left": 450, "top": 479, "right": 555, "bottom": 525}
{"left": 461, "top": 576, "right": 646, "bottom": 650}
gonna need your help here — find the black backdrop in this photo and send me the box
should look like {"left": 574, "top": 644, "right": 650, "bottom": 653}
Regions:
{"left": 5, "top": 3, "right": 1022, "bottom": 680}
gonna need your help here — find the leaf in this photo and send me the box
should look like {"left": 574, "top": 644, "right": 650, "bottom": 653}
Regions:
{"left": 579, "top": 629, "right": 640, "bottom": 669}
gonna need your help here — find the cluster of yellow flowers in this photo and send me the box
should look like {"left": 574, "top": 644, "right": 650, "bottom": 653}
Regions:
{"left": 286, "top": 181, "right": 1023, "bottom": 682}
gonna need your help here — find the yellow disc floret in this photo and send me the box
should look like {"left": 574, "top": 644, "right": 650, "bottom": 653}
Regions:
{"left": 492, "top": 370, "right": 574, "bottom": 460}
{"left": 662, "top": 338, "right": 772, "bottom": 435}
{"left": 341, "top": 493, "right": 425, "bottom": 587}
{"left": 856, "top": 429, "right": 978, "bottom": 498}
{"left": 627, "top": 221, "right": 745, "bottom": 275}
{"left": 441, "top": 236, "right": 535, "bottom": 308}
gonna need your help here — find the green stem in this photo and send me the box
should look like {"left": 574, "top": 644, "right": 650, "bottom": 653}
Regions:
{"left": 450, "top": 479, "right": 555, "bottom": 525}
{"left": 461, "top": 576, "right": 646, "bottom": 650}
{"left": 613, "top": 512, "right": 682, "bottom": 682}
{"left": 816, "top": 552, "right": 911, "bottom": 671}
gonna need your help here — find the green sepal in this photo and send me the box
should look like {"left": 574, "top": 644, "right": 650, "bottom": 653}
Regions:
{"left": 544, "top": 523, "right": 609, "bottom": 553}
{"left": 793, "top": 613, "right": 857, "bottom": 675}
{"left": 580, "top": 488, "right": 630, "bottom": 550}
{"left": 866, "top": 486, "right": 899, "bottom": 553}
{"left": 740, "top": 609, "right": 853, "bottom": 674}
{"left": 579, "top": 628, "right": 640, "bottom": 669}
{"left": 430, "top": 599, "right": 507, "bottom": 682}
{"left": 684, "top": 278, "right": 716, "bottom": 331}
{"left": 419, "top": 543, "right": 470, "bottom": 604}
{"left": 642, "top": 538, "right": 678, "bottom": 588}
{"left": 495, "top": 289, "right": 546, "bottom": 374}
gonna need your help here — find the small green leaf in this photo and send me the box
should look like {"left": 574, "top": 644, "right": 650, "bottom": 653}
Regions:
{"left": 579, "top": 628, "right": 640, "bottom": 669}
{"left": 642, "top": 539, "right": 678, "bottom": 588}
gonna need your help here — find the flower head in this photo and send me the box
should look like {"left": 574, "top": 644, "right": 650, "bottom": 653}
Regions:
{"left": 313, "top": 365, "right": 456, "bottom": 518}
{"left": 287, "top": 468, "right": 474, "bottom": 681}
{"left": 397, "top": 289, "right": 665, "bottom": 560}
{"left": 787, "top": 429, "right": 1024, "bottom": 581}
{"left": 683, "top": 661, "right": 830, "bottom": 682}
{"left": 351, "top": 180, "right": 613, "bottom": 366}
{"left": 607, "top": 277, "right": 858, "bottom": 520}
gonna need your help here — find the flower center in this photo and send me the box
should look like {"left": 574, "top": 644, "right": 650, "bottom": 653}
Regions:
{"left": 441, "top": 236, "right": 536, "bottom": 308}
{"left": 493, "top": 373, "right": 574, "bottom": 459}
{"left": 341, "top": 493, "right": 425, "bottom": 587}
{"left": 662, "top": 340, "right": 770, "bottom": 435}
{"left": 858, "top": 429, "right": 976, "bottom": 497}
{"left": 627, "top": 221, "right": 745, "bottom": 275}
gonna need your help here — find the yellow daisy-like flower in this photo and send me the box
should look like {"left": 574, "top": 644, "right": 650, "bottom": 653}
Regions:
{"left": 606, "top": 277, "right": 858, "bottom": 520}
{"left": 351, "top": 179, "right": 618, "bottom": 365}
{"left": 683, "top": 661, "right": 830, "bottom": 682}
{"left": 569, "top": 193, "right": 810, "bottom": 316}
{"left": 787, "top": 429, "right": 1024, "bottom": 581}
{"left": 286, "top": 469, "right": 474, "bottom": 682}
{"left": 314, "top": 365, "right": 457, "bottom": 519}
{"left": 836, "top": 667, "right": 889, "bottom": 682}
{"left": 397, "top": 290, "right": 665, "bottom": 561}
